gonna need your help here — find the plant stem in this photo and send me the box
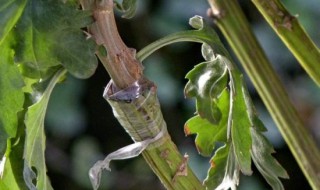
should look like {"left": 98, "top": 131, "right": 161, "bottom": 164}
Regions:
{"left": 80, "top": 0, "right": 204, "bottom": 189}
{"left": 142, "top": 143, "right": 204, "bottom": 190}
{"left": 207, "top": 0, "right": 320, "bottom": 189}
{"left": 82, "top": 0, "right": 143, "bottom": 89}
{"left": 251, "top": 0, "right": 320, "bottom": 86}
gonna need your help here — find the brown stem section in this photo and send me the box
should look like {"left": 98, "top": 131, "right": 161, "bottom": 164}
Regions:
{"left": 83, "top": 0, "right": 143, "bottom": 89}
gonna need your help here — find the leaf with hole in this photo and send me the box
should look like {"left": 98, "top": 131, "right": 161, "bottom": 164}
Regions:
{"left": 23, "top": 69, "right": 66, "bottom": 190}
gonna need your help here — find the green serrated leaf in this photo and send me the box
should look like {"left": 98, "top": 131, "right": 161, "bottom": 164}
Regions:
{"left": 14, "top": 0, "right": 97, "bottom": 79}
{"left": 23, "top": 68, "right": 66, "bottom": 190}
{"left": 185, "top": 88, "right": 229, "bottom": 156}
{"left": 251, "top": 127, "right": 289, "bottom": 190}
{"left": 0, "top": 34, "right": 25, "bottom": 155}
{"left": 0, "top": 0, "right": 27, "bottom": 45}
{"left": 139, "top": 15, "right": 287, "bottom": 190}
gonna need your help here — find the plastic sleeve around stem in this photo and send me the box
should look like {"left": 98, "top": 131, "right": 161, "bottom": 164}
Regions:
{"left": 89, "top": 77, "right": 170, "bottom": 190}
{"left": 104, "top": 77, "right": 169, "bottom": 145}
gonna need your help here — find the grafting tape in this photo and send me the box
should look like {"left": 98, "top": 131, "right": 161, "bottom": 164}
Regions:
{"left": 89, "top": 78, "right": 170, "bottom": 190}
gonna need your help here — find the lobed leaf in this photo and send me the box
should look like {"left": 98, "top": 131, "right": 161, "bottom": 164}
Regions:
{"left": 183, "top": 15, "right": 287, "bottom": 189}
{"left": 137, "top": 14, "right": 288, "bottom": 190}
{"left": 23, "top": 69, "right": 66, "bottom": 190}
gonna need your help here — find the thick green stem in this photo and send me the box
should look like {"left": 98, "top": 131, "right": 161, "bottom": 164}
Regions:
{"left": 207, "top": 0, "right": 320, "bottom": 189}
{"left": 80, "top": 0, "right": 204, "bottom": 189}
{"left": 142, "top": 144, "right": 204, "bottom": 190}
{"left": 251, "top": 0, "right": 320, "bottom": 86}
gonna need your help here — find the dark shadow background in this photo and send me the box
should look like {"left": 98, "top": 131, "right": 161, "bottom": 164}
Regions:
{"left": 45, "top": 0, "right": 320, "bottom": 189}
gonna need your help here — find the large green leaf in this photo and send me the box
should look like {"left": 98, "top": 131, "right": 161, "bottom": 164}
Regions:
{"left": 0, "top": 34, "right": 25, "bottom": 155}
{"left": 181, "top": 16, "right": 285, "bottom": 189}
{"left": 185, "top": 53, "right": 252, "bottom": 173}
{"left": 185, "top": 56, "right": 283, "bottom": 187}
{"left": 14, "top": 0, "right": 97, "bottom": 79}
{"left": 23, "top": 68, "right": 66, "bottom": 190}
{"left": 139, "top": 15, "right": 288, "bottom": 190}
{"left": 0, "top": 0, "right": 27, "bottom": 45}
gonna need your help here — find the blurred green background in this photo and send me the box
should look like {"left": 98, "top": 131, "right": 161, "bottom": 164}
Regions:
{"left": 45, "top": 0, "right": 320, "bottom": 189}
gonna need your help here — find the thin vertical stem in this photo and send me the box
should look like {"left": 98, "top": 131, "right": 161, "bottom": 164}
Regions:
{"left": 207, "top": 0, "right": 320, "bottom": 189}
{"left": 252, "top": 0, "right": 320, "bottom": 86}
